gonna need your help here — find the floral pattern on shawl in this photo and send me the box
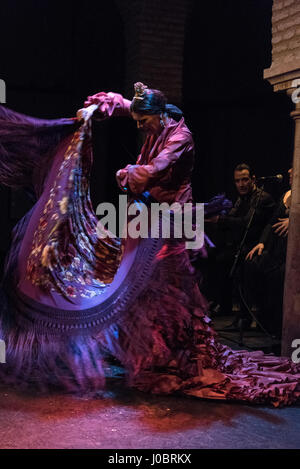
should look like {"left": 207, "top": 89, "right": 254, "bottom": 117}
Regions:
{"left": 26, "top": 120, "right": 122, "bottom": 300}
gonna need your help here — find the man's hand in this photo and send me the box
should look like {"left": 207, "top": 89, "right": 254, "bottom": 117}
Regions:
{"left": 272, "top": 217, "right": 289, "bottom": 237}
{"left": 246, "top": 243, "right": 264, "bottom": 261}
{"left": 116, "top": 169, "right": 129, "bottom": 192}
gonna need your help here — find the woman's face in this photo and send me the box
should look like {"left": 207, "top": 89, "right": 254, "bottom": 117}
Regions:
{"left": 131, "top": 112, "right": 162, "bottom": 135}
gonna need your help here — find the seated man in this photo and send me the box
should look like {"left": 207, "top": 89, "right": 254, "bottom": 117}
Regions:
{"left": 242, "top": 168, "right": 292, "bottom": 338}
{"left": 204, "top": 163, "right": 275, "bottom": 317}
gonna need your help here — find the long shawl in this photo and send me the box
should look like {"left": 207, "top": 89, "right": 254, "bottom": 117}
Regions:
{"left": 0, "top": 105, "right": 162, "bottom": 336}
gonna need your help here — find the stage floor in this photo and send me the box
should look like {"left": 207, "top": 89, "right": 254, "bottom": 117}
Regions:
{"left": 0, "top": 380, "right": 300, "bottom": 449}
{"left": 0, "top": 315, "right": 298, "bottom": 450}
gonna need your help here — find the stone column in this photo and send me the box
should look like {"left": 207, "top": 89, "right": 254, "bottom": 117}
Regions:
{"left": 264, "top": 0, "right": 300, "bottom": 357}
{"left": 281, "top": 96, "right": 300, "bottom": 357}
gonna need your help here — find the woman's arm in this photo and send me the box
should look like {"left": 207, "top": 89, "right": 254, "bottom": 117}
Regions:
{"left": 117, "top": 131, "right": 194, "bottom": 194}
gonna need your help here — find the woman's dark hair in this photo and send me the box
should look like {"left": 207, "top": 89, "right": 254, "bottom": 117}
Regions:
{"left": 130, "top": 82, "right": 183, "bottom": 121}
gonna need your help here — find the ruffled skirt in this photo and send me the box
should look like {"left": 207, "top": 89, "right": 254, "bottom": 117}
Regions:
{"left": 1, "top": 234, "right": 300, "bottom": 408}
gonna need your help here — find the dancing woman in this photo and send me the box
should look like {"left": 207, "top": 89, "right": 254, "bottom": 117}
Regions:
{"left": 0, "top": 83, "right": 300, "bottom": 406}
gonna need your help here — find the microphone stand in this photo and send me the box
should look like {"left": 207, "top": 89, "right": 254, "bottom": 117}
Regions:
{"left": 228, "top": 184, "right": 274, "bottom": 346}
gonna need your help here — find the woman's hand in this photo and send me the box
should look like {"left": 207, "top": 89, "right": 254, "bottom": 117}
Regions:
{"left": 76, "top": 108, "right": 85, "bottom": 121}
{"left": 246, "top": 243, "right": 264, "bottom": 261}
{"left": 272, "top": 217, "right": 289, "bottom": 237}
{"left": 76, "top": 104, "right": 98, "bottom": 123}
{"left": 204, "top": 215, "right": 220, "bottom": 223}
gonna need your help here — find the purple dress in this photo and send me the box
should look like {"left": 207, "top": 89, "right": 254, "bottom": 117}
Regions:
{"left": 0, "top": 96, "right": 300, "bottom": 406}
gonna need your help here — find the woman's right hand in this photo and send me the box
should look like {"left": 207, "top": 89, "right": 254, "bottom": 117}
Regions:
{"left": 246, "top": 243, "right": 264, "bottom": 261}
{"left": 76, "top": 104, "right": 98, "bottom": 123}
{"left": 83, "top": 92, "right": 131, "bottom": 119}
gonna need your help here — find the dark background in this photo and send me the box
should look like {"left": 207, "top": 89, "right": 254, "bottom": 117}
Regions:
{"left": 0, "top": 0, "right": 294, "bottom": 260}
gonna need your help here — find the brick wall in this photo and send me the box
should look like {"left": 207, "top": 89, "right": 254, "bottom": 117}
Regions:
{"left": 272, "top": 0, "right": 300, "bottom": 64}
{"left": 116, "top": 0, "right": 192, "bottom": 105}
{"left": 265, "top": 0, "right": 300, "bottom": 79}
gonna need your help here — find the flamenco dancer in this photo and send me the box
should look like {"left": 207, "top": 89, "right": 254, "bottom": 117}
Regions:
{"left": 0, "top": 82, "right": 300, "bottom": 406}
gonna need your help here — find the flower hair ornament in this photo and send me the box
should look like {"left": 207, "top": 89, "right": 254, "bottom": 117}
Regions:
{"left": 133, "top": 82, "right": 149, "bottom": 101}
